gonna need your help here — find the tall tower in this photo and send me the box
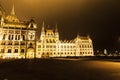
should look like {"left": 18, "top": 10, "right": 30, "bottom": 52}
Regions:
{"left": 40, "top": 21, "right": 45, "bottom": 41}
{"left": 55, "top": 24, "right": 59, "bottom": 40}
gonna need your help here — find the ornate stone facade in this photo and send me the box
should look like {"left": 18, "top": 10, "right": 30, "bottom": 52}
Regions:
{"left": 0, "top": 5, "right": 94, "bottom": 59}
{"left": 36, "top": 22, "right": 94, "bottom": 58}
{"left": 0, "top": 5, "right": 37, "bottom": 59}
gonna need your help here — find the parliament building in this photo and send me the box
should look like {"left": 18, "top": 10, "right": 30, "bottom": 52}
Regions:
{"left": 0, "top": 5, "right": 94, "bottom": 59}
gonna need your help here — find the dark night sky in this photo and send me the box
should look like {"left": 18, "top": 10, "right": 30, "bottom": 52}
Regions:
{"left": 0, "top": 0, "right": 120, "bottom": 52}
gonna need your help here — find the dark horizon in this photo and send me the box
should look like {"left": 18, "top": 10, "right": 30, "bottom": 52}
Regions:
{"left": 0, "top": 0, "right": 120, "bottom": 52}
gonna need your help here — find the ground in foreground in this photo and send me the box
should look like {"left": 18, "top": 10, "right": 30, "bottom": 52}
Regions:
{"left": 0, "top": 58, "right": 120, "bottom": 80}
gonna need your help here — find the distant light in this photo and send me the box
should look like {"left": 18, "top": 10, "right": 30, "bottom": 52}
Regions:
{"left": 118, "top": 37, "right": 120, "bottom": 42}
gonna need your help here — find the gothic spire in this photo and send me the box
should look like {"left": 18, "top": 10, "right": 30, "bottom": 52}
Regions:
{"left": 87, "top": 35, "right": 90, "bottom": 38}
{"left": 41, "top": 21, "right": 45, "bottom": 32}
{"left": 77, "top": 33, "right": 80, "bottom": 38}
{"left": 11, "top": 4, "right": 15, "bottom": 15}
{"left": 55, "top": 24, "right": 58, "bottom": 32}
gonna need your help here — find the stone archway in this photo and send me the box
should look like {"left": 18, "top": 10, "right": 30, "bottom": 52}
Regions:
{"left": 26, "top": 48, "right": 34, "bottom": 59}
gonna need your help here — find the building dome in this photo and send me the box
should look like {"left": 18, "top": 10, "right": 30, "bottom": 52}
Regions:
{"left": 5, "top": 15, "right": 19, "bottom": 22}
{"left": 5, "top": 4, "right": 19, "bottom": 22}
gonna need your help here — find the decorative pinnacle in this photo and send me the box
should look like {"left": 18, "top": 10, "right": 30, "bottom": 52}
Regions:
{"left": 55, "top": 24, "right": 58, "bottom": 32}
{"left": 41, "top": 21, "right": 45, "bottom": 32}
{"left": 11, "top": 4, "right": 15, "bottom": 15}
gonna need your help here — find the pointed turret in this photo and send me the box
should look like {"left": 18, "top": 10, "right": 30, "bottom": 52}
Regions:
{"left": 77, "top": 33, "right": 80, "bottom": 38}
{"left": 55, "top": 24, "right": 58, "bottom": 32}
{"left": 40, "top": 21, "right": 45, "bottom": 41}
{"left": 87, "top": 35, "right": 90, "bottom": 38}
{"left": 41, "top": 21, "right": 45, "bottom": 32}
{"left": 55, "top": 24, "right": 59, "bottom": 40}
{"left": 11, "top": 4, "right": 15, "bottom": 15}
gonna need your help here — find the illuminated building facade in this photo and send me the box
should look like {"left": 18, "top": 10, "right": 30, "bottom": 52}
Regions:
{"left": 0, "top": 5, "right": 37, "bottom": 59}
{"left": 36, "top": 22, "right": 94, "bottom": 58}
{"left": 0, "top": 5, "right": 94, "bottom": 59}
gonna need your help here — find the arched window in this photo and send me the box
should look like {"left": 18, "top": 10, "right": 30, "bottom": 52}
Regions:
{"left": 3, "top": 34, "right": 6, "bottom": 40}
{"left": 23, "top": 35, "right": 25, "bottom": 40}
{"left": 29, "top": 43, "right": 33, "bottom": 48}
{"left": 8, "top": 49, "right": 11, "bottom": 53}
{"left": 21, "top": 49, "right": 24, "bottom": 53}
{"left": 14, "top": 49, "right": 18, "bottom": 53}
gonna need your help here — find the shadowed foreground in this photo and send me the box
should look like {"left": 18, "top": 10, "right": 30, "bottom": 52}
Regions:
{"left": 0, "top": 58, "right": 120, "bottom": 80}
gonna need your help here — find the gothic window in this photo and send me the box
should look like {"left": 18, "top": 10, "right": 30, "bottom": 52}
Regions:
{"left": 53, "top": 40, "right": 55, "bottom": 43}
{"left": 82, "top": 45, "right": 84, "bottom": 48}
{"left": 49, "top": 39, "right": 52, "bottom": 43}
{"left": 21, "top": 49, "right": 24, "bottom": 53}
{"left": 18, "top": 35, "right": 20, "bottom": 40}
{"left": 14, "top": 42, "right": 18, "bottom": 45}
{"left": 1, "top": 42, "right": 5, "bottom": 45}
{"left": 8, "top": 35, "right": 11, "bottom": 40}
{"left": 50, "top": 45, "right": 52, "bottom": 48}
{"left": 67, "top": 46, "right": 69, "bottom": 48}
{"left": 38, "top": 45, "right": 41, "bottom": 48}
{"left": 83, "top": 52, "right": 84, "bottom": 54}
{"left": 64, "top": 46, "right": 66, "bottom": 48}
{"left": 84, "top": 45, "right": 86, "bottom": 48}
{"left": 15, "top": 35, "right": 17, "bottom": 40}
{"left": 43, "top": 45, "right": 45, "bottom": 48}
{"left": 90, "top": 45, "right": 92, "bottom": 48}
{"left": 23, "top": 35, "right": 25, "bottom": 40}
{"left": 46, "top": 39, "right": 49, "bottom": 43}
{"left": 29, "top": 43, "right": 33, "bottom": 48}
{"left": 46, "top": 45, "right": 48, "bottom": 48}
{"left": 11, "top": 35, "right": 14, "bottom": 40}
{"left": 21, "top": 42, "right": 25, "bottom": 45}
{"left": 14, "top": 49, "right": 18, "bottom": 53}
{"left": 8, "top": 49, "right": 11, "bottom": 53}
{"left": 3, "top": 34, "right": 6, "bottom": 40}
{"left": 8, "top": 42, "right": 12, "bottom": 45}
{"left": 0, "top": 49, "right": 4, "bottom": 53}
